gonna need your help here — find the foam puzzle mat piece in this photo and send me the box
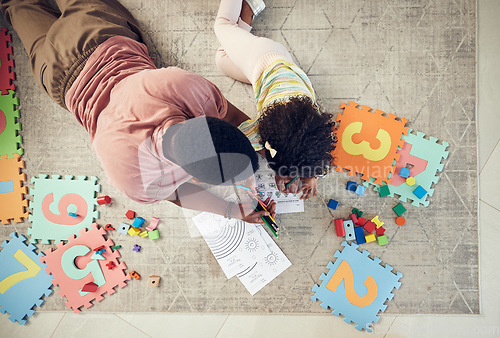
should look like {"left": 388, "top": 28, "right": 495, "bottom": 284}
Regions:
{"left": 311, "top": 241, "right": 402, "bottom": 332}
{"left": 0, "top": 154, "right": 28, "bottom": 224}
{"left": 0, "top": 27, "right": 15, "bottom": 95}
{"left": 28, "top": 175, "right": 100, "bottom": 244}
{"left": 363, "top": 129, "right": 449, "bottom": 207}
{"left": 331, "top": 102, "right": 408, "bottom": 185}
{"left": 40, "top": 224, "right": 130, "bottom": 313}
{"left": 0, "top": 90, "right": 23, "bottom": 158}
{"left": 0, "top": 232, "right": 53, "bottom": 325}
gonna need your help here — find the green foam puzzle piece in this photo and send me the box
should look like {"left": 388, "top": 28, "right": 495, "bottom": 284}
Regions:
{"left": 28, "top": 175, "right": 100, "bottom": 244}
{"left": 0, "top": 90, "right": 23, "bottom": 158}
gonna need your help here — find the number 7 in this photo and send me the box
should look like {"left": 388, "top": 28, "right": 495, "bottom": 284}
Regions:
{"left": 0, "top": 250, "right": 41, "bottom": 294}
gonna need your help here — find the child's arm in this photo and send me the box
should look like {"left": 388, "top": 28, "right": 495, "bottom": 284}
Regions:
{"left": 223, "top": 101, "right": 251, "bottom": 127}
{"left": 166, "top": 182, "right": 275, "bottom": 223}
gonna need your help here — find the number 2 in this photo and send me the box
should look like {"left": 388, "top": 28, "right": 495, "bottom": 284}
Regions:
{"left": 326, "top": 260, "right": 378, "bottom": 307}
{"left": 0, "top": 250, "right": 41, "bottom": 294}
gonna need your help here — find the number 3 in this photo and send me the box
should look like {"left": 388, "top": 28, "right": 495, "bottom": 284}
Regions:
{"left": 342, "top": 121, "right": 391, "bottom": 161}
{"left": 326, "top": 260, "right": 378, "bottom": 307}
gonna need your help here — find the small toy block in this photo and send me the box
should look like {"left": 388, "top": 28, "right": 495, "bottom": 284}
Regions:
{"left": 311, "top": 241, "right": 403, "bottom": 332}
{"left": 146, "top": 217, "right": 160, "bottom": 231}
{"left": 413, "top": 185, "right": 427, "bottom": 199}
{"left": 351, "top": 208, "right": 363, "bottom": 217}
{"left": 327, "top": 199, "right": 339, "bottom": 210}
{"left": 395, "top": 216, "right": 406, "bottom": 226}
{"left": 131, "top": 217, "right": 145, "bottom": 228}
{"left": 334, "top": 219, "right": 345, "bottom": 237}
{"left": 133, "top": 244, "right": 141, "bottom": 253}
{"left": 104, "top": 224, "right": 115, "bottom": 231}
{"left": 377, "top": 235, "right": 388, "bottom": 246}
{"left": 355, "top": 217, "right": 367, "bottom": 226}
{"left": 378, "top": 185, "right": 390, "bottom": 197}
{"left": 111, "top": 245, "right": 122, "bottom": 250}
{"left": 68, "top": 212, "right": 79, "bottom": 217}
{"left": 355, "top": 185, "right": 365, "bottom": 196}
{"left": 363, "top": 220, "right": 376, "bottom": 233}
{"left": 125, "top": 210, "right": 135, "bottom": 219}
{"left": 371, "top": 216, "right": 384, "bottom": 228}
{"left": 96, "top": 195, "right": 111, "bottom": 205}
{"left": 349, "top": 213, "right": 358, "bottom": 224}
{"left": 376, "top": 226, "right": 386, "bottom": 236}
{"left": 365, "top": 233, "right": 376, "bottom": 243}
{"left": 147, "top": 275, "right": 161, "bottom": 287}
{"left": 106, "top": 261, "right": 116, "bottom": 270}
{"left": 139, "top": 231, "right": 148, "bottom": 238}
{"left": 93, "top": 245, "right": 105, "bottom": 252}
{"left": 148, "top": 229, "right": 160, "bottom": 240}
{"left": 346, "top": 181, "right": 357, "bottom": 192}
{"left": 392, "top": 203, "right": 407, "bottom": 216}
{"left": 128, "top": 227, "right": 141, "bottom": 237}
{"left": 91, "top": 252, "right": 105, "bottom": 260}
{"left": 405, "top": 177, "right": 416, "bottom": 186}
{"left": 95, "top": 249, "right": 105, "bottom": 255}
{"left": 398, "top": 167, "right": 410, "bottom": 178}
{"left": 81, "top": 282, "right": 98, "bottom": 293}
{"left": 354, "top": 226, "right": 366, "bottom": 244}
{"left": 118, "top": 222, "right": 130, "bottom": 235}
{"left": 343, "top": 220, "right": 355, "bottom": 241}
{"left": 129, "top": 271, "right": 141, "bottom": 280}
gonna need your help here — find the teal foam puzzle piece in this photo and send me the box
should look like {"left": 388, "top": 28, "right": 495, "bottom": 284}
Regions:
{"left": 364, "top": 129, "right": 449, "bottom": 207}
{"left": 0, "top": 90, "right": 23, "bottom": 158}
{"left": 0, "top": 232, "right": 53, "bottom": 325}
{"left": 28, "top": 175, "right": 100, "bottom": 244}
{"left": 311, "top": 241, "right": 402, "bottom": 332}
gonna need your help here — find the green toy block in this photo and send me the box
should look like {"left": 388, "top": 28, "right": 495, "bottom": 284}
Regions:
{"left": 377, "top": 235, "right": 388, "bottom": 246}
{"left": 148, "top": 229, "right": 159, "bottom": 240}
{"left": 379, "top": 185, "right": 390, "bottom": 197}
{"left": 392, "top": 203, "right": 407, "bottom": 216}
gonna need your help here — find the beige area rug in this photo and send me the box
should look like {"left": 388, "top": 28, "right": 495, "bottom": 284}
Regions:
{"left": 0, "top": 0, "right": 477, "bottom": 314}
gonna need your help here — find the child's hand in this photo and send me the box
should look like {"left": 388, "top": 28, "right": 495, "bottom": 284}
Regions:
{"left": 275, "top": 175, "right": 300, "bottom": 193}
{"left": 298, "top": 177, "right": 318, "bottom": 200}
{"left": 233, "top": 197, "right": 276, "bottom": 223}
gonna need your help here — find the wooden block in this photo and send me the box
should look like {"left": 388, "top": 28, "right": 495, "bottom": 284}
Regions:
{"left": 354, "top": 226, "right": 366, "bottom": 244}
{"left": 376, "top": 226, "right": 386, "bottom": 236}
{"left": 365, "top": 233, "right": 376, "bottom": 243}
{"left": 128, "top": 227, "right": 141, "bottom": 236}
{"left": 371, "top": 216, "right": 384, "bottom": 228}
{"left": 148, "top": 275, "right": 161, "bottom": 287}
{"left": 81, "top": 282, "right": 98, "bottom": 293}
{"left": 363, "top": 220, "right": 376, "bottom": 233}
{"left": 334, "top": 218, "right": 345, "bottom": 236}
{"left": 343, "top": 220, "right": 355, "bottom": 241}
{"left": 355, "top": 217, "right": 367, "bottom": 226}
{"left": 377, "top": 235, "right": 388, "bottom": 246}
{"left": 406, "top": 177, "right": 416, "bottom": 186}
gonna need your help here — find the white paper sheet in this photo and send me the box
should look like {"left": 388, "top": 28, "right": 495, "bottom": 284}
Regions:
{"left": 255, "top": 170, "right": 304, "bottom": 214}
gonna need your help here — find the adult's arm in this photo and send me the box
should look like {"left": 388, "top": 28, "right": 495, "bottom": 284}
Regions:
{"left": 223, "top": 101, "right": 251, "bottom": 127}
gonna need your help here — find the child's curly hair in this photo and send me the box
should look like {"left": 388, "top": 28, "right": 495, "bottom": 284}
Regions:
{"left": 258, "top": 96, "right": 336, "bottom": 178}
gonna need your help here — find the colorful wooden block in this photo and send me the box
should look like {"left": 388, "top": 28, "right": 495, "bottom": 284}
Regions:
{"left": 131, "top": 217, "right": 145, "bottom": 228}
{"left": 147, "top": 275, "right": 160, "bottom": 287}
{"left": 395, "top": 217, "right": 406, "bottom": 226}
{"left": 376, "top": 226, "right": 386, "bottom": 236}
{"left": 343, "top": 220, "right": 355, "bottom": 241}
{"left": 405, "top": 177, "right": 416, "bottom": 186}
{"left": 355, "top": 217, "right": 367, "bottom": 226}
{"left": 413, "top": 185, "right": 427, "bottom": 199}
{"left": 104, "top": 224, "right": 115, "bottom": 231}
{"left": 128, "top": 227, "right": 141, "bottom": 237}
{"left": 349, "top": 213, "right": 358, "bottom": 224}
{"left": 363, "top": 220, "right": 376, "bottom": 233}
{"left": 133, "top": 244, "right": 141, "bottom": 253}
{"left": 139, "top": 231, "right": 149, "bottom": 238}
{"left": 371, "top": 216, "right": 384, "bottom": 228}
{"left": 377, "top": 235, "right": 388, "bottom": 246}
{"left": 365, "top": 234, "right": 376, "bottom": 243}
{"left": 328, "top": 199, "right": 339, "bottom": 210}
{"left": 355, "top": 185, "right": 366, "bottom": 196}
{"left": 351, "top": 208, "right": 363, "bottom": 217}
{"left": 118, "top": 223, "right": 130, "bottom": 235}
{"left": 392, "top": 203, "right": 407, "bottom": 216}
{"left": 96, "top": 195, "right": 111, "bottom": 205}
{"left": 334, "top": 219, "right": 345, "bottom": 237}
{"left": 129, "top": 271, "right": 140, "bottom": 280}
{"left": 378, "top": 185, "right": 390, "bottom": 197}
{"left": 146, "top": 217, "right": 160, "bottom": 231}
{"left": 398, "top": 167, "right": 410, "bottom": 178}
{"left": 81, "top": 282, "right": 98, "bottom": 293}
{"left": 125, "top": 210, "right": 135, "bottom": 219}
{"left": 346, "top": 181, "right": 357, "bottom": 192}
{"left": 354, "top": 227, "right": 366, "bottom": 244}
{"left": 148, "top": 229, "right": 160, "bottom": 240}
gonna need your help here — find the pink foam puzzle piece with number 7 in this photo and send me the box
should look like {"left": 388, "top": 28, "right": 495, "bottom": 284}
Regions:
{"left": 40, "top": 224, "right": 130, "bottom": 313}
{"left": 28, "top": 175, "right": 100, "bottom": 244}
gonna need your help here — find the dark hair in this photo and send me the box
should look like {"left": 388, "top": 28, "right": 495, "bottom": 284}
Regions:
{"left": 164, "top": 116, "right": 259, "bottom": 185}
{"left": 258, "top": 96, "right": 336, "bottom": 178}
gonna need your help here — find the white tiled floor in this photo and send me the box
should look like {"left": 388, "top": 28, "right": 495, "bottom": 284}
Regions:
{"left": 1, "top": 1, "right": 499, "bottom": 337}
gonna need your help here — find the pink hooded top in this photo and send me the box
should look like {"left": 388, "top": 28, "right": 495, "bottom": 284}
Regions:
{"left": 65, "top": 36, "right": 228, "bottom": 203}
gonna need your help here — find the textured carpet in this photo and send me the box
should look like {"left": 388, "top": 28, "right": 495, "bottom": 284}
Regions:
{"left": 0, "top": 0, "right": 478, "bottom": 314}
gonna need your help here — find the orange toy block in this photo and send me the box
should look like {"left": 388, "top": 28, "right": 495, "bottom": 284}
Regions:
{"left": 129, "top": 270, "right": 141, "bottom": 280}
{"left": 331, "top": 102, "right": 408, "bottom": 185}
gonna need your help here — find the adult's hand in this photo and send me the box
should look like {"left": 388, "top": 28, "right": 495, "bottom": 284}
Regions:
{"left": 232, "top": 197, "right": 277, "bottom": 223}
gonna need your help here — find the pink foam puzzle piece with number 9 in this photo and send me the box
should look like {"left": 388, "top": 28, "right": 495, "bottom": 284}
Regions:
{"left": 28, "top": 175, "right": 100, "bottom": 244}
{"left": 40, "top": 224, "right": 130, "bottom": 313}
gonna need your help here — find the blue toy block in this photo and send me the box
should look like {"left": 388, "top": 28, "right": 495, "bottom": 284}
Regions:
{"left": 311, "top": 242, "right": 403, "bottom": 332}
{"left": 328, "top": 199, "right": 339, "bottom": 210}
{"left": 343, "top": 220, "right": 355, "bottom": 241}
{"left": 398, "top": 167, "right": 410, "bottom": 178}
{"left": 354, "top": 227, "right": 366, "bottom": 244}
{"left": 413, "top": 185, "right": 427, "bottom": 199}
{"left": 346, "top": 181, "right": 357, "bottom": 192}
{"left": 355, "top": 185, "right": 365, "bottom": 196}
{"left": 68, "top": 212, "right": 78, "bottom": 217}
{"left": 131, "top": 217, "right": 145, "bottom": 228}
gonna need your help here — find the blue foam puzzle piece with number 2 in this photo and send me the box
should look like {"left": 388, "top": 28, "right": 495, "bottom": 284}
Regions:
{"left": 0, "top": 233, "right": 53, "bottom": 325}
{"left": 311, "top": 241, "right": 402, "bottom": 332}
